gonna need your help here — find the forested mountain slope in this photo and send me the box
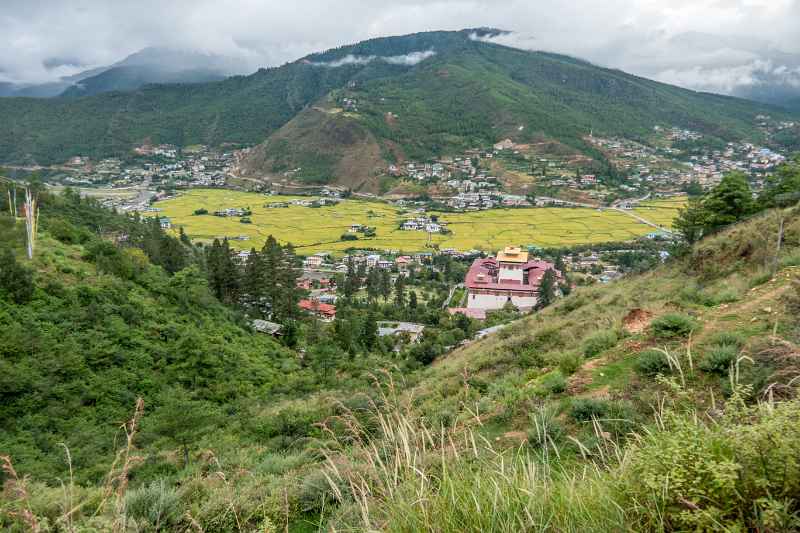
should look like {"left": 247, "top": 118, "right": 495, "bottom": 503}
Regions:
{"left": 0, "top": 29, "right": 792, "bottom": 171}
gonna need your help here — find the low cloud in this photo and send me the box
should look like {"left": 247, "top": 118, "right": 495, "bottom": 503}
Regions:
{"left": 311, "top": 49, "right": 436, "bottom": 68}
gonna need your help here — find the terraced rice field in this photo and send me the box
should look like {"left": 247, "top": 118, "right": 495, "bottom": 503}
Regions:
{"left": 632, "top": 197, "right": 686, "bottom": 228}
{"left": 152, "top": 189, "right": 682, "bottom": 255}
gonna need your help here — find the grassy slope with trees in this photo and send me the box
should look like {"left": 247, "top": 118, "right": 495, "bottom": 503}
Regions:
{"left": 1, "top": 162, "right": 800, "bottom": 530}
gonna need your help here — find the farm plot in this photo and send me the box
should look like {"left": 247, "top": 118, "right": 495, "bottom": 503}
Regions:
{"left": 152, "top": 189, "right": 677, "bottom": 255}
{"left": 632, "top": 196, "right": 685, "bottom": 228}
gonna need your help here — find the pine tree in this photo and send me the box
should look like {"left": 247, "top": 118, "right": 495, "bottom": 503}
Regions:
{"left": 394, "top": 275, "right": 406, "bottom": 307}
{"left": 380, "top": 269, "right": 392, "bottom": 301}
{"left": 361, "top": 310, "right": 378, "bottom": 350}
{"left": 536, "top": 269, "right": 557, "bottom": 310}
{"left": 242, "top": 248, "right": 264, "bottom": 315}
{"left": 366, "top": 268, "right": 380, "bottom": 301}
{"left": 408, "top": 290, "right": 418, "bottom": 310}
{"left": 274, "top": 242, "right": 301, "bottom": 321}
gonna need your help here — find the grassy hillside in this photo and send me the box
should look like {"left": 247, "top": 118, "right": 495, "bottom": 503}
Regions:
{"left": 3, "top": 177, "right": 800, "bottom": 530}
{"left": 1, "top": 29, "right": 791, "bottom": 169}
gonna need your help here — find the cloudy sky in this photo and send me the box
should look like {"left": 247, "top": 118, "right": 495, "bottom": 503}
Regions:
{"left": 2, "top": 0, "right": 799, "bottom": 96}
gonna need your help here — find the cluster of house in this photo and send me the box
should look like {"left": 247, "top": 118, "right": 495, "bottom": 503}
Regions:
{"left": 589, "top": 130, "right": 789, "bottom": 194}
{"left": 449, "top": 246, "right": 562, "bottom": 320}
{"left": 302, "top": 250, "right": 423, "bottom": 273}
{"left": 265, "top": 197, "right": 339, "bottom": 209}
{"left": 213, "top": 207, "right": 249, "bottom": 217}
{"left": 400, "top": 216, "right": 444, "bottom": 233}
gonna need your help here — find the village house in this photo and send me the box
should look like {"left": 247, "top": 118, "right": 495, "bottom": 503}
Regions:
{"left": 159, "top": 217, "right": 171, "bottom": 229}
{"left": 251, "top": 319, "right": 283, "bottom": 336}
{"left": 377, "top": 321, "right": 426, "bottom": 343}
{"left": 299, "top": 299, "right": 336, "bottom": 321}
{"left": 303, "top": 254, "right": 325, "bottom": 269}
{"left": 464, "top": 246, "right": 561, "bottom": 312}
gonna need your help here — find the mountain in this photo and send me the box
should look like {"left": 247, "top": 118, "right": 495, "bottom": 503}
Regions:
{"left": 59, "top": 47, "right": 246, "bottom": 97}
{"left": 0, "top": 66, "right": 109, "bottom": 98}
{"left": 0, "top": 47, "right": 244, "bottom": 99}
{"left": 0, "top": 29, "right": 794, "bottom": 172}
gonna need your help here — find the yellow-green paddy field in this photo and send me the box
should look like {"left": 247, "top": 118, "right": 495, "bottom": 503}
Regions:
{"left": 152, "top": 189, "right": 682, "bottom": 255}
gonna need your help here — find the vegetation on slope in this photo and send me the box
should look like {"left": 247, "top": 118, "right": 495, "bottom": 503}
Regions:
{"left": 1, "top": 161, "right": 800, "bottom": 531}
{"left": 1, "top": 29, "right": 791, "bottom": 170}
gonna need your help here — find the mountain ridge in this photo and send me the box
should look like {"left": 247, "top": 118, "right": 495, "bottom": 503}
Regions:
{"left": 0, "top": 29, "right": 795, "bottom": 172}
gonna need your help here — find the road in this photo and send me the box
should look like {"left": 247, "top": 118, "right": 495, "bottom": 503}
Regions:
{"left": 536, "top": 193, "right": 674, "bottom": 235}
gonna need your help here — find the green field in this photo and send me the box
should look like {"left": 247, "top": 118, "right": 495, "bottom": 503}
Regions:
{"left": 633, "top": 197, "right": 686, "bottom": 228}
{"left": 152, "top": 189, "right": 682, "bottom": 255}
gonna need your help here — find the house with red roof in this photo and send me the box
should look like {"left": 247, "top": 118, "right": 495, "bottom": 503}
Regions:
{"left": 299, "top": 299, "right": 337, "bottom": 321}
{"left": 464, "top": 246, "right": 560, "bottom": 313}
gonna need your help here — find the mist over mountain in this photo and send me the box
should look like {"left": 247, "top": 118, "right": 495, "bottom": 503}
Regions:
{"left": 0, "top": 46, "right": 251, "bottom": 98}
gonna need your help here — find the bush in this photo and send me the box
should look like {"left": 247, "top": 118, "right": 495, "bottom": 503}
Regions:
{"left": 340, "top": 233, "right": 358, "bottom": 241}
{"left": 536, "top": 370, "right": 567, "bottom": 396}
{"left": 625, "top": 400, "right": 800, "bottom": 531}
{"left": 0, "top": 248, "right": 34, "bottom": 304}
{"left": 125, "top": 479, "right": 180, "bottom": 531}
{"left": 635, "top": 349, "right": 670, "bottom": 377}
{"left": 570, "top": 398, "right": 610, "bottom": 422}
{"left": 556, "top": 351, "right": 584, "bottom": 375}
{"left": 705, "top": 331, "right": 745, "bottom": 349}
{"left": 699, "top": 344, "right": 738, "bottom": 375}
{"left": 527, "top": 405, "right": 564, "bottom": 448}
{"left": 193, "top": 208, "right": 208, "bottom": 215}
{"left": 650, "top": 313, "right": 697, "bottom": 339}
{"left": 582, "top": 329, "right": 618, "bottom": 357}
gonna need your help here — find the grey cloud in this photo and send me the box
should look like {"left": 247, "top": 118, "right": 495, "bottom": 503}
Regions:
{"left": 310, "top": 50, "right": 436, "bottom": 68}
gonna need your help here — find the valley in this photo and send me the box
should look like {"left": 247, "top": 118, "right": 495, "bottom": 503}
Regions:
{"left": 149, "top": 188, "right": 681, "bottom": 254}
{"left": 2, "top": 21, "right": 800, "bottom": 533}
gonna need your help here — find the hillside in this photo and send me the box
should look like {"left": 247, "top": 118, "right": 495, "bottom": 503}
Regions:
{"left": 3, "top": 164, "right": 800, "bottom": 530}
{"left": 242, "top": 38, "right": 793, "bottom": 189}
{"left": 0, "top": 29, "right": 793, "bottom": 172}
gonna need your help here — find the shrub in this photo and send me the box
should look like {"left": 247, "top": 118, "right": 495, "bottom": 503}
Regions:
{"left": 635, "top": 349, "right": 670, "bottom": 377}
{"left": 749, "top": 269, "right": 773, "bottom": 288}
{"left": 650, "top": 313, "right": 697, "bottom": 339}
{"left": 125, "top": 479, "right": 180, "bottom": 530}
{"left": 0, "top": 249, "right": 34, "bottom": 304}
{"left": 193, "top": 208, "right": 208, "bottom": 215}
{"left": 699, "top": 344, "right": 738, "bottom": 375}
{"left": 536, "top": 370, "right": 567, "bottom": 396}
{"left": 705, "top": 331, "right": 745, "bottom": 349}
{"left": 570, "top": 398, "right": 609, "bottom": 422}
{"left": 625, "top": 400, "right": 800, "bottom": 531}
{"left": 582, "top": 329, "right": 618, "bottom": 357}
{"left": 527, "top": 405, "right": 565, "bottom": 448}
{"left": 340, "top": 233, "right": 358, "bottom": 241}
{"left": 555, "top": 351, "right": 584, "bottom": 375}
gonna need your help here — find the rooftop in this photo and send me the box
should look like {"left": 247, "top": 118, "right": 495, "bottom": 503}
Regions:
{"left": 496, "top": 246, "right": 528, "bottom": 263}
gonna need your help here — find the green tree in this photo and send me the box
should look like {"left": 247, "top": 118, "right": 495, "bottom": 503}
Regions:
{"left": 702, "top": 171, "right": 755, "bottom": 232}
{"left": 380, "top": 269, "right": 392, "bottom": 301}
{"left": 394, "top": 274, "right": 406, "bottom": 307}
{"left": 536, "top": 269, "right": 557, "bottom": 309}
{"left": 150, "top": 391, "right": 217, "bottom": 467}
{"left": 759, "top": 158, "right": 800, "bottom": 208}
{"left": 0, "top": 248, "right": 34, "bottom": 304}
{"left": 674, "top": 197, "right": 709, "bottom": 245}
{"left": 360, "top": 310, "right": 378, "bottom": 350}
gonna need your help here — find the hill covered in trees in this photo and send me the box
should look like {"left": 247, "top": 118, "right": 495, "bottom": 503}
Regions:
{"left": 1, "top": 29, "right": 794, "bottom": 181}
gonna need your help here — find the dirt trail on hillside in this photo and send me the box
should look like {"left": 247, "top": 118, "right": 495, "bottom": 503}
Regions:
{"left": 696, "top": 267, "right": 799, "bottom": 343}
